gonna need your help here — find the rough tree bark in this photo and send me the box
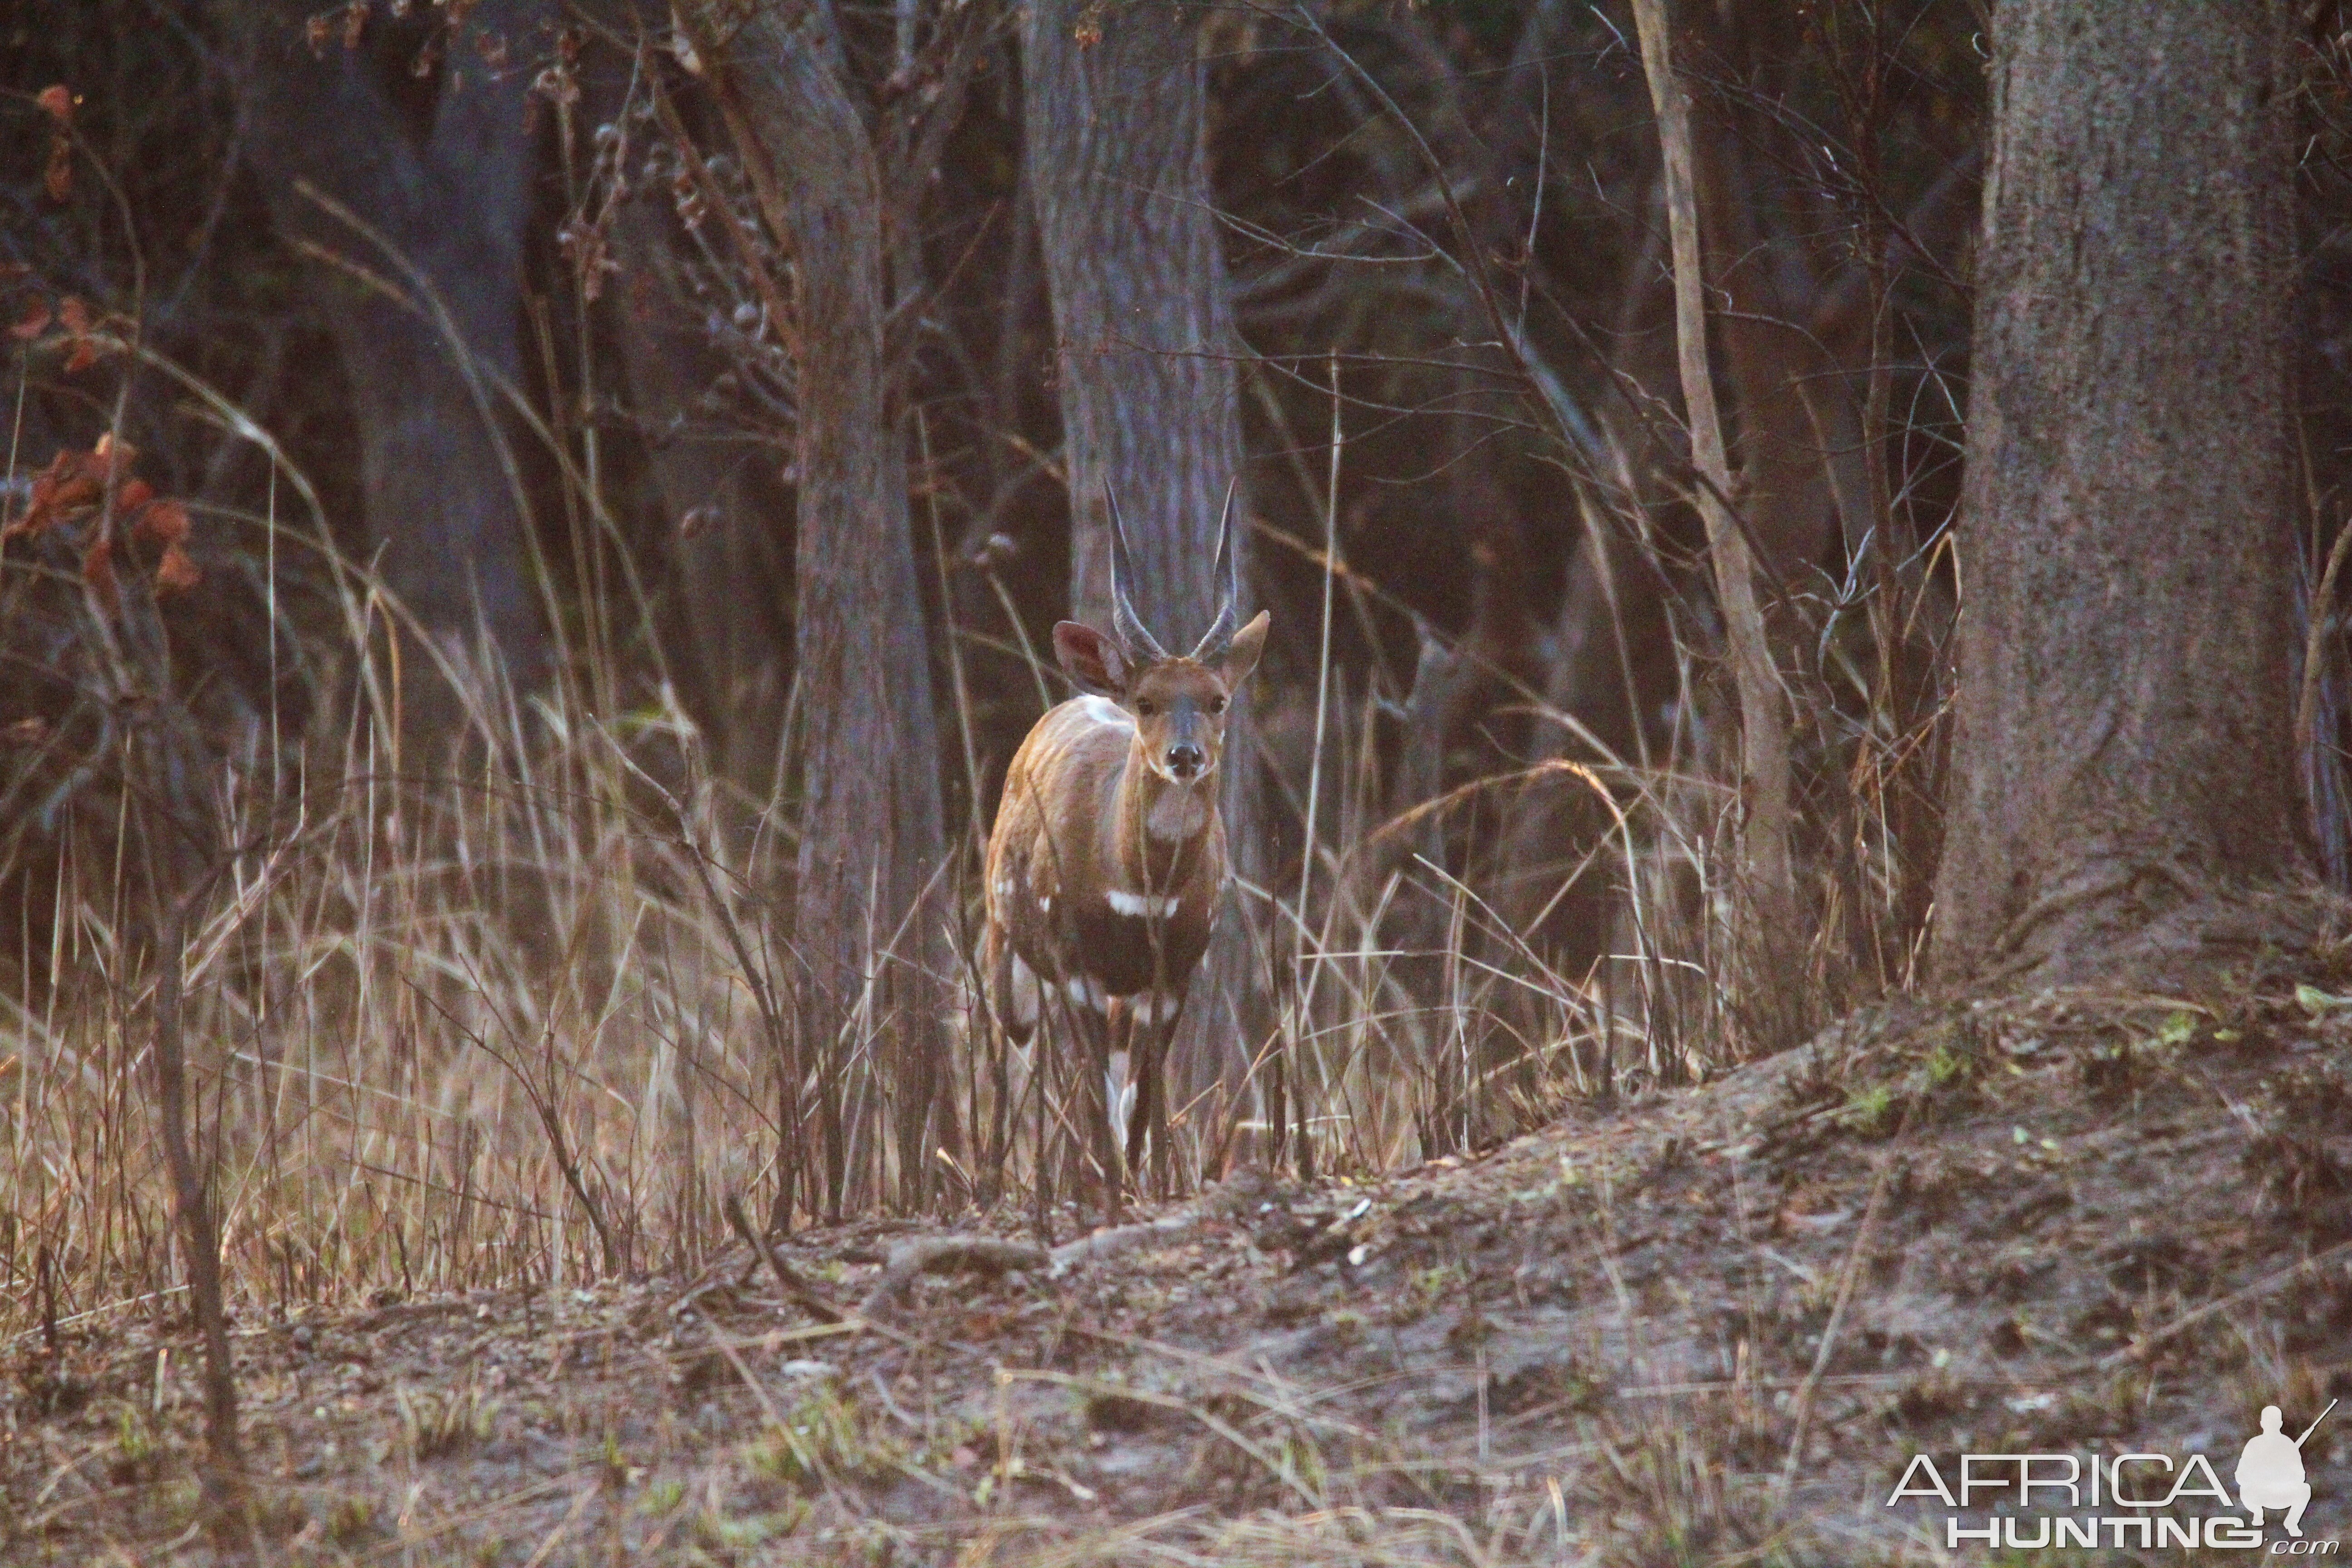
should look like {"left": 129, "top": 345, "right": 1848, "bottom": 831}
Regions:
{"left": 1931, "top": 0, "right": 2317, "bottom": 989}
{"left": 1024, "top": 0, "right": 1264, "bottom": 1160}
{"left": 230, "top": 0, "right": 548, "bottom": 691}
{"left": 682, "top": 1, "right": 952, "bottom": 1212}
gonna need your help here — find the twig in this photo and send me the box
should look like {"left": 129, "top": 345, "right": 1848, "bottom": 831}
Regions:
{"left": 857, "top": 1235, "right": 1048, "bottom": 1319}
{"left": 1778, "top": 1148, "right": 1895, "bottom": 1495}
{"left": 1631, "top": 0, "right": 1801, "bottom": 995}
{"left": 153, "top": 888, "right": 243, "bottom": 1487}
{"left": 2299, "top": 512, "right": 2352, "bottom": 774}
{"left": 2095, "top": 1236, "right": 2352, "bottom": 1372}
{"left": 723, "top": 1193, "right": 843, "bottom": 1324}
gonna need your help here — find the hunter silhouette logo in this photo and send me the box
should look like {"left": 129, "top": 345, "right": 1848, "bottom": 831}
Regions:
{"left": 2240, "top": 1401, "right": 2334, "bottom": 1539}
{"left": 1886, "top": 1398, "right": 2338, "bottom": 1550}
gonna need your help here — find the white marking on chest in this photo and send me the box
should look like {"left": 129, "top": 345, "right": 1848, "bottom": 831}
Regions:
{"left": 1077, "top": 695, "right": 1133, "bottom": 731}
{"left": 1105, "top": 888, "right": 1181, "bottom": 920}
{"left": 1146, "top": 786, "right": 1210, "bottom": 843}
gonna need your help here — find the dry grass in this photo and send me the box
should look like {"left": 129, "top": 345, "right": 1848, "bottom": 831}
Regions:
{"left": 0, "top": 41, "right": 1963, "bottom": 1558}
{"left": 0, "top": 350, "right": 1956, "bottom": 1349}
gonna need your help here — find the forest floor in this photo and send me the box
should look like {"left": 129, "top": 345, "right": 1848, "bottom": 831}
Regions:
{"left": 15, "top": 980, "right": 2352, "bottom": 1565}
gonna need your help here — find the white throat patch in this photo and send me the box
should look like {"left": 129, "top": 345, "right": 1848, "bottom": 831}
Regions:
{"left": 1146, "top": 785, "right": 1210, "bottom": 843}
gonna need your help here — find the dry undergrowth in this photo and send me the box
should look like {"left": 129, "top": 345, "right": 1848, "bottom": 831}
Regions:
{"left": 12, "top": 976, "right": 2352, "bottom": 1564}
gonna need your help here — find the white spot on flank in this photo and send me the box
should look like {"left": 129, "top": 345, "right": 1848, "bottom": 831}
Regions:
{"left": 1007, "top": 952, "right": 1040, "bottom": 1028}
{"left": 1106, "top": 888, "right": 1181, "bottom": 919}
{"left": 1037, "top": 894, "right": 1053, "bottom": 916}
{"left": 993, "top": 877, "right": 1014, "bottom": 905}
{"left": 1078, "top": 695, "right": 1133, "bottom": 731}
{"left": 1065, "top": 974, "right": 1107, "bottom": 1013}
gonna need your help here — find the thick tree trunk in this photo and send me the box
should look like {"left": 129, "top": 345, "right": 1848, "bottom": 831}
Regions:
{"left": 231, "top": 0, "right": 547, "bottom": 691}
{"left": 1931, "top": 0, "right": 2315, "bottom": 988}
{"left": 1024, "top": 0, "right": 1264, "bottom": 1159}
{"left": 685, "top": 2, "right": 952, "bottom": 1211}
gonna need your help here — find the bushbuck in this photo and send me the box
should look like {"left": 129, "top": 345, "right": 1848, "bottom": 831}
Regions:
{"left": 983, "top": 489, "right": 1269, "bottom": 1217}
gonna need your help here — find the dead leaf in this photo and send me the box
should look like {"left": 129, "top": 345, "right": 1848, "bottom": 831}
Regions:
{"left": 9, "top": 447, "right": 101, "bottom": 539}
{"left": 9, "top": 297, "right": 51, "bottom": 341}
{"left": 133, "top": 496, "right": 189, "bottom": 549}
{"left": 81, "top": 534, "right": 117, "bottom": 609}
{"left": 90, "top": 430, "right": 133, "bottom": 475}
{"left": 154, "top": 543, "right": 201, "bottom": 596}
{"left": 38, "top": 87, "right": 72, "bottom": 202}
{"left": 57, "top": 297, "right": 97, "bottom": 372}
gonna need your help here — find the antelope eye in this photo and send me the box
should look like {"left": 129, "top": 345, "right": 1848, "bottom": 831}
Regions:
{"left": 1209, "top": 696, "right": 1226, "bottom": 715}
{"left": 1136, "top": 699, "right": 1156, "bottom": 717}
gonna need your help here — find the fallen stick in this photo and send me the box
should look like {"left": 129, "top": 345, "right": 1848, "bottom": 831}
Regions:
{"left": 724, "top": 1193, "right": 843, "bottom": 1324}
{"left": 859, "top": 1235, "right": 1050, "bottom": 1318}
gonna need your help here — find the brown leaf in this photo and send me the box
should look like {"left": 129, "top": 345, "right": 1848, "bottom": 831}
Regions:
{"left": 44, "top": 138, "right": 70, "bottom": 203}
{"left": 133, "top": 497, "right": 190, "bottom": 549}
{"left": 116, "top": 479, "right": 155, "bottom": 515}
{"left": 3, "top": 716, "right": 49, "bottom": 746}
{"left": 90, "top": 430, "right": 134, "bottom": 476}
{"left": 9, "top": 297, "right": 51, "bottom": 341}
{"left": 57, "top": 296, "right": 96, "bottom": 371}
{"left": 35, "top": 86, "right": 73, "bottom": 126}
{"left": 155, "top": 543, "right": 201, "bottom": 596}
{"left": 82, "top": 534, "right": 117, "bottom": 609}
{"left": 10, "top": 447, "right": 102, "bottom": 539}
{"left": 304, "top": 12, "right": 331, "bottom": 55}
{"left": 342, "top": 0, "right": 367, "bottom": 50}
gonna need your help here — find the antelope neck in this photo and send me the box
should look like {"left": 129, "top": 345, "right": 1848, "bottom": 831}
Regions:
{"left": 1111, "top": 734, "right": 1213, "bottom": 892}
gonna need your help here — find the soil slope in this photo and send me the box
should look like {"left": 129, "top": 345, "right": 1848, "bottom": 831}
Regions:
{"left": 14, "top": 984, "right": 2352, "bottom": 1564}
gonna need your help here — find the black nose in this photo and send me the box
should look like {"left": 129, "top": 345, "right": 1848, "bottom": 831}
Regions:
{"left": 1167, "top": 743, "right": 1204, "bottom": 776}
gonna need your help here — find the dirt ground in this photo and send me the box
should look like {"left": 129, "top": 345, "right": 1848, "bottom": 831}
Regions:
{"left": 15, "top": 982, "right": 2352, "bottom": 1565}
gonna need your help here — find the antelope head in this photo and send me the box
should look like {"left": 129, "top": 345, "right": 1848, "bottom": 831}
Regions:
{"left": 1052, "top": 485, "right": 1269, "bottom": 786}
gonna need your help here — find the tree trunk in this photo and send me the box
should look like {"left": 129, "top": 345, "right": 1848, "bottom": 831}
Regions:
{"left": 1024, "top": 0, "right": 1264, "bottom": 1161}
{"left": 230, "top": 0, "right": 548, "bottom": 695}
{"left": 1931, "top": 0, "right": 2315, "bottom": 989}
{"left": 684, "top": 2, "right": 952, "bottom": 1212}
{"left": 605, "top": 194, "right": 794, "bottom": 795}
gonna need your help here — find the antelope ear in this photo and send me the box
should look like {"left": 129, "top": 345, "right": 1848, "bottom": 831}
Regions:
{"left": 1217, "top": 611, "right": 1271, "bottom": 691}
{"left": 1053, "top": 621, "right": 1129, "bottom": 695}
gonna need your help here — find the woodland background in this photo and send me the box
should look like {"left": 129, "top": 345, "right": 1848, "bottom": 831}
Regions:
{"left": 3, "top": 0, "right": 2351, "bottom": 1350}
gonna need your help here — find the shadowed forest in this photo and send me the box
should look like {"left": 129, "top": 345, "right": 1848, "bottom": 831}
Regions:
{"left": 11, "top": 0, "right": 2352, "bottom": 1562}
